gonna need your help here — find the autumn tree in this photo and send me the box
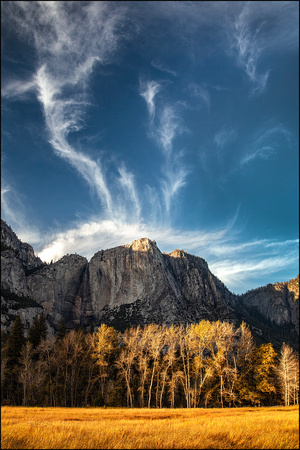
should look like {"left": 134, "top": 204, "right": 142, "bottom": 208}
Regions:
{"left": 209, "top": 321, "right": 235, "bottom": 408}
{"left": 157, "top": 325, "right": 179, "bottom": 408}
{"left": 190, "top": 321, "right": 214, "bottom": 407}
{"left": 115, "top": 326, "right": 141, "bottom": 407}
{"left": 92, "top": 324, "right": 121, "bottom": 405}
{"left": 252, "top": 343, "right": 277, "bottom": 406}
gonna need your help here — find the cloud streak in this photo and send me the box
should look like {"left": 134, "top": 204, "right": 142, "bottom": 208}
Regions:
{"left": 139, "top": 79, "right": 162, "bottom": 122}
{"left": 228, "top": 3, "right": 270, "bottom": 94}
{"left": 240, "top": 125, "right": 291, "bottom": 167}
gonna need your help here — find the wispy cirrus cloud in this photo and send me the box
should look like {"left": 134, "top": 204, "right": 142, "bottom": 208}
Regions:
{"left": 1, "top": 78, "right": 36, "bottom": 100}
{"left": 214, "top": 126, "right": 237, "bottom": 151}
{"left": 139, "top": 79, "right": 162, "bottom": 122}
{"left": 4, "top": 1, "right": 142, "bottom": 223}
{"left": 240, "top": 124, "right": 291, "bottom": 167}
{"left": 188, "top": 83, "right": 210, "bottom": 110}
{"left": 208, "top": 237, "right": 299, "bottom": 292}
{"left": 151, "top": 60, "right": 178, "bottom": 77}
{"left": 1, "top": 182, "right": 41, "bottom": 245}
{"left": 139, "top": 77, "right": 190, "bottom": 216}
{"left": 227, "top": 3, "right": 270, "bottom": 95}
{"left": 154, "top": 104, "right": 189, "bottom": 214}
{"left": 210, "top": 252, "right": 299, "bottom": 292}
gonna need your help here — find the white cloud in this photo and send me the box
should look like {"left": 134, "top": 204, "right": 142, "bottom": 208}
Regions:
{"left": 1, "top": 183, "right": 41, "bottom": 245}
{"left": 240, "top": 125, "right": 291, "bottom": 167}
{"left": 35, "top": 215, "right": 299, "bottom": 294}
{"left": 210, "top": 252, "right": 298, "bottom": 292}
{"left": 117, "top": 164, "right": 141, "bottom": 221}
{"left": 1, "top": 78, "right": 36, "bottom": 100}
{"left": 157, "top": 106, "right": 185, "bottom": 156}
{"left": 139, "top": 79, "right": 162, "bottom": 122}
{"left": 209, "top": 238, "right": 299, "bottom": 292}
{"left": 151, "top": 60, "right": 177, "bottom": 77}
{"left": 214, "top": 126, "right": 237, "bottom": 151}
{"left": 36, "top": 216, "right": 232, "bottom": 264}
{"left": 188, "top": 83, "right": 210, "bottom": 110}
{"left": 228, "top": 3, "right": 270, "bottom": 94}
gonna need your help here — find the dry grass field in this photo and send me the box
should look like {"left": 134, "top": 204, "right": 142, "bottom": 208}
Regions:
{"left": 1, "top": 405, "right": 299, "bottom": 449}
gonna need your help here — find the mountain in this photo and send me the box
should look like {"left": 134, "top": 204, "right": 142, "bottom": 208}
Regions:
{"left": 1, "top": 219, "right": 298, "bottom": 350}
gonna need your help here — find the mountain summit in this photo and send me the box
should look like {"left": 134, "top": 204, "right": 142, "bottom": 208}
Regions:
{"left": 1, "top": 219, "right": 298, "bottom": 350}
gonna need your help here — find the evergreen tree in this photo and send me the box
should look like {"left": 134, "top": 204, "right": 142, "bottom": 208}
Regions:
{"left": 4, "top": 315, "right": 26, "bottom": 368}
{"left": 28, "top": 313, "right": 48, "bottom": 362}
{"left": 2, "top": 315, "right": 26, "bottom": 404}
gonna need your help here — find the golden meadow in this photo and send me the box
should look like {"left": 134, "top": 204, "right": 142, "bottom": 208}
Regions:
{"left": 1, "top": 405, "right": 299, "bottom": 449}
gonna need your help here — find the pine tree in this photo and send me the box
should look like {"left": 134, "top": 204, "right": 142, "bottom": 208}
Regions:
{"left": 4, "top": 315, "right": 26, "bottom": 368}
{"left": 28, "top": 313, "right": 48, "bottom": 349}
{"left": 2, "top": 315, "right": 26, "bottom": 404}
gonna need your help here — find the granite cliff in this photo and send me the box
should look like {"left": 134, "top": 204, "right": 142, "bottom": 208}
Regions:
{"left": 1, "top": 220, "right": 298, "bottom": 350}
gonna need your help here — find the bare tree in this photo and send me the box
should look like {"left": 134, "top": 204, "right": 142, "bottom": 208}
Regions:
{"left": 83, "top": 332, "right": 101, "bottom": 406}
{"left": 158, "top": 325, "right": 179, "bottom": 408}
{"left": 37, "top": 336, "right": 56, "bottom": 406}
{"left": 209, "top": 321, "right": 235, "bottom": 408}
{"left": 178, "top": 324, "right": 195, "bottom": 408}
{"left": 190, "top": 321, "right": 214, "bottom": 407}
{"left": 277, "top": 343, "right": 299, "bottom": 406}
{"left": 115, "top": 326, "right": 140, "bottom": 407}
{"left": 146, "top": 324, "right": 165, "bottom": 408}
{"left": 18, "top": 341, "right": 35, "bottom": 406}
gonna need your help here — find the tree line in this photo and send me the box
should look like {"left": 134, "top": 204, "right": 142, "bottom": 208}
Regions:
{"left": 1, "top": 314, "right": 299, "bottom": 408}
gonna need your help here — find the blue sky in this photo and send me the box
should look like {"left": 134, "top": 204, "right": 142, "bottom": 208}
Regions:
{"left": 1, "top": 1, "right": 299, "bottom": 294}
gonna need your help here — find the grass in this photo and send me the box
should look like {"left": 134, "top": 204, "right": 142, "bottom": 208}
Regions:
{"left": 1, "top": 405, "right": 299, "bottom": 449}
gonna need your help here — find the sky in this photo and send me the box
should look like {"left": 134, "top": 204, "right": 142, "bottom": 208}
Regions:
{"left": 1, "top": 1, "right": 299, "bottom": 294}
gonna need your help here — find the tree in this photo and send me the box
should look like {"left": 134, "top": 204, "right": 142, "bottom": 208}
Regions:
{"left": 277, "top": 343, "right": 299, "bottom": 406}
{"left": 82, "top": 332, "right": 101, "bottom": 406}
{"left": 178, "top": 324, "right": 195, "bottom": 408}
{"left": 28, "top": 312, "right": 48, "bottom": 350}
{"left": 4, "top": 315, "right": 26, "bottom": 368}
{"left": 53, "top": 329, "right": 85, "bottom": 407}
{"left": 2, "top": 315, "right": 26, "bottom": 404}
{"left": 253, "top": 343, "right": 277, "bottom": 406}
{"left": 18, "top": 341, "right": 35, "bottom": 406}
{"left": 190, "top": 321, "right": 214, "bottom": 407}
{"left": 37, "top": 336, "right": 56, "bottom": 406}
{"left": 115, "top": 326, "right": 141, "bottom": 407}
{"left": 92, "top": 324, "right": 121, "bottom": 405}
{"left": 146, "top": 324, "right": 164, "bottom": 408}
{"left": 158, "top": 325, "right": 179, "bottom": 408}
{"left": 209, "top": 321, "right": 235, "bottom": 408}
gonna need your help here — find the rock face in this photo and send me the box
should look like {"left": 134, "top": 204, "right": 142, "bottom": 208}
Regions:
{"left": 1, "top": 220, "right": 299, "bottom": 350}
{"left": 237, "top": 277, "right": 299, "bottom": 345}
{"left": 87, "top": 239, "right": 237, "bottom": 330}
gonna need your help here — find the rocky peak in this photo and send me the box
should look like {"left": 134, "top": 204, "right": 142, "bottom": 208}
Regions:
{"left": 125, "top": 237, "right": 158, "bottom": 253}
{"left": 274, "top": 275, "right": 299, "bottom": 301}
{"left": 1, "top": 219, "right": 42, "bottom": 270}
{"left": 168, "top": 249, "right": 187, "bottom": 258}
